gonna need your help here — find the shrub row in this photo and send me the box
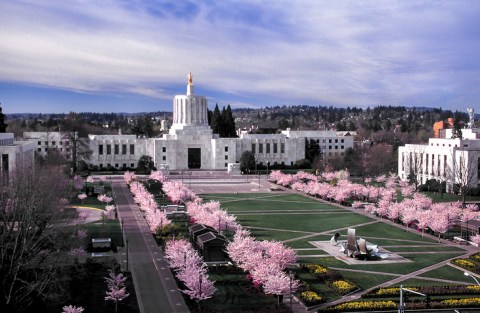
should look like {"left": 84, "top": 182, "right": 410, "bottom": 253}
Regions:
{"left": 363, "top": 285, "right": 480, "bottom": 298}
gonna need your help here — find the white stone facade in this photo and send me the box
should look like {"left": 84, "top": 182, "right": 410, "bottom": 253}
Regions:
{"left": 22, "top": 77, "right": 355, "bottom": 171}
{"left": 23, "top": 131, "right": 73, "bottom": 159}
{"left": 0, "top": 133, "right": 35, "bottom": 175}
{"left": 398, "top": 128, "right": 480, "bottom": 190}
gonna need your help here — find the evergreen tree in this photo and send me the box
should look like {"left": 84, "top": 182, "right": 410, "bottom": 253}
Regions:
{"left": 239, "top": 150, "right": 255, "bottom": 172}
{"left": 305, "top": 139, "right": 320, "bottom": 163}
{"left": 222, "top": 105, "right": 236, "bottom": 137}
{"left": 0, "top": 104, "right": 7, "bottom": 133}
{"left": 210, "top": 104, "right": 222, "bottom": 134}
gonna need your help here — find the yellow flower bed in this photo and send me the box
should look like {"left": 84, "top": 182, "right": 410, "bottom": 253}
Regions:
{"left": 471, "top": 253, "right": 480, "bottom": 260}
{"left": 332, "top": 280, "right": 357, "bottom": 294}
{"left": 467, "top": 285, "right": 480, "bottom": 292}
{"left": 329, "top": 300, "right": 396, "bottom": 311}
{"left": 304, "top": 264, "right": 328, "bottom": 275}
{"left": 442, "top": 297, "right": 480, "bottom": 307}
{"left": 300, "top": 290, "right": 323, "bottom": 304}
{"left": 374, "top": 287, "right": 418, "bottom": 296}
{"left": 453, "top": 259, "right": 476, "bottom": 268}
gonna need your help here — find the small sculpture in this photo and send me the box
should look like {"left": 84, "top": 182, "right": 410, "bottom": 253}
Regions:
{"left": 188, "top": 72, "right": 193, "bottom": 85}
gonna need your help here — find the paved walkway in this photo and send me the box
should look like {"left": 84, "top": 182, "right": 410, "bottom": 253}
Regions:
{"left": 112, "top": 180, "right": 190, "bottom": 313}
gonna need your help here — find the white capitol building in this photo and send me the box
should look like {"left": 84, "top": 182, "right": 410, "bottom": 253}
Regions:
{"left": 23, "top": 74, "right": 354, "bottom": 171}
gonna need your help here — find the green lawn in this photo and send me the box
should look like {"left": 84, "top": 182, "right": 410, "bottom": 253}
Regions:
{"left": 418, "top": 265, "right": 474, "bottom": 284}
{"left": 84, "top": 219, "right": 124, "bottom": 247}
{"left": 201, "top": 192, "right": 472, "bottom": 311}
{"left": 236, "top": 212, "right": 372, "bottom": 233}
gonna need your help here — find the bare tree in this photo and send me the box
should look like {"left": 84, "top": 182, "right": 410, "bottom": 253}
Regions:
{"left": 61, "top": 113, "right": 92, "bottom": 174}
{"left": 402, "top": 145, "right": 426, "bottom": 190}
{"left": 0, "top": 165, "right": 74, "bottom": 312}
{"left": 446, "top": 149, "right": 479, "bottom": 206}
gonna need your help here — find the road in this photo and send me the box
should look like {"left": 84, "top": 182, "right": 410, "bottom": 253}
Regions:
{"left": 112, "top": 179, "right": 190, "bottom": 313}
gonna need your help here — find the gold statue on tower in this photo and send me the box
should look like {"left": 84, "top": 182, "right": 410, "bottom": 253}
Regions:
{"left": 188, "top": 72, "right": 193, "bottom": 85}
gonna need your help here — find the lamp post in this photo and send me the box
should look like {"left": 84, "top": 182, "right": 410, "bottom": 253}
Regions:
{"left": 126, "top": 237, "right": 129, "bottom": 271}
{"left": 289, "top": 271, "right": 294, "bottom": 311}
{"left": 398, "top": 285, "right": 426, "bottom": 313}
{"left": 267, "top": 161, "right": 270, "bottom": 177}
{"left": 465, "top": 272, "right": 480, "bottom": 285}
{"left": 197, "top": 273, "right": 202, "bottom": 313}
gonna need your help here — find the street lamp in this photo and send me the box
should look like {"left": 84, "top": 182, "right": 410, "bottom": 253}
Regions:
{"left": 289, "top": 271, "right": 294, "bottom": 311}
{"left": 398, "top": 285, "right": 426, "bottom": 313}
{"left": 196, "top": 272, "right": 203, "bottom": 313}
{"left": 267, "top": 161, "right": 270, "bottom": 177}
{"left": 464, "top": 272, "right": 480, "bottom": 285}
{"left": 126, "top": 237, "right": 129, "bottom": 271}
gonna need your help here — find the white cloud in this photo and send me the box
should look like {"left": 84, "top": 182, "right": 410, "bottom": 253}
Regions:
{"left": 1, "top": 0, "right": 480, "bottom": 111}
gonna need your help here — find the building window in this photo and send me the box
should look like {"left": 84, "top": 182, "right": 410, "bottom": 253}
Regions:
{"left": 335, "top": 146, "right": 338, "bottom": 150}
{"left": 123, "top": 163, "right": 126, "bottom": 169}
{"left": 162, "top": 146, "right": 166, "bottom": 153}
{"left": 273, "top": 143, "right": 278, "bottom": 153}
{"left": 130, "top": 144, "right": 134, "bottom": 154}
{"left": 225, "top": 155, "right": 228, "bottom": 160}
{"left": 280, "top": 143, "right": 285, "bottom": 153}
{"left": 114, "top": 144, "right": 119, "bottom": 155}
{"left": 329, "top": 146, "right": 332, "bottom": 149}
{"left": 225, "top": 146, "right": 228, "bottom": 152}
{"left": 131, "top": 163, "right": 134, "bottom": 168}
{"left": 329, "top": 139, "right": 332, "bottom": 143}
{"left": 37, "top": 148, "right": 41, "bottom": 152}
{"left": 341, "top": 146, "right": 344, "bottom": 149}
{"left": 259, "top": 143, "right": 263, "bottom": 153}
{"left": 122, "top": 144, "right": 127, "bottom": 154}
{"left": 65, "top": 141, "right": 69, "bottom": 146}
{"left": 341, "top": 139, "right": 344, "bottom": 143}
{"left": 59, "top": 141, "right": 63, "bottom": 145}
{"left": 38, "top": 141, "right": 41, "bottom": 145}
{"left": 115, "top": 164, "right": 118, "bottom": 168}
{"left": 225, "top": 163, "right": 228, "bottom": 167}
{"left": 335, "top": 139, "right": 338, "bottom": 143}
{"left": 266, "top": 143, "right": 270, "bottom": 153}
{"left": 52, "top": 141, "right": 56, "bottom": 145}
{"left": 99, "top": 144, "right": 103, "bottom": 155}
{"left": 162, "top": 156, "right": 166, "bottom": 161}
{"left": 252, "top": 143, "right": 256, "bottom": 154}
{"left": 107, "top": 145, "right": 111, "bottom": 155}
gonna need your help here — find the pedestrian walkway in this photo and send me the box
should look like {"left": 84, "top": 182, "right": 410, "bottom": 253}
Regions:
{"left": 112, "top": 181, "right": 190, "bottom": 313}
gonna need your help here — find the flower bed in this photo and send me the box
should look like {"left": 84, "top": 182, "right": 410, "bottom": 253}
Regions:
{"left": 301, "top": 263, "right": 328, "bottom": 276}
{"left": 298, "top": 290, "right": 324, "bottom": 306}
{"left": 442, "top": 297, "right": 480, "bottom": 308}
{"left": 318, "top": 300, "right": 397, "bottom": 312}
{"left": 363, "top": 285, "right": 480, "bottom": 298}
{"left": 330, "top": 279, "right": 358, "bottom": 295}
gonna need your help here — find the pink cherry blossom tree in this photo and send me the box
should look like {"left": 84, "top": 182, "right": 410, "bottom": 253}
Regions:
{"left": 104, "top": 271, "right": 129, "bottom": 313}
{"left": 470, "top": 234, "right": 480, "bottom": 247}
{"left": 263, "top": 271, "right": 300, "bottom": 308}
{"left": 77, "top": 193, "right": 87, "bottom": 205}
{"left": 62, "top": 305, "right": 84, "bottom": 313}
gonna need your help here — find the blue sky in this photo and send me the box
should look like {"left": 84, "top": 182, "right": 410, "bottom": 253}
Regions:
{"left": 1, "top": 1, "right": 480, "bottom": 113}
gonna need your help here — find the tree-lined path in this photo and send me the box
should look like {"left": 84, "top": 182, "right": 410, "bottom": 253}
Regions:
{"left": 111, "top": 179, "right": 189, "bottom": 313}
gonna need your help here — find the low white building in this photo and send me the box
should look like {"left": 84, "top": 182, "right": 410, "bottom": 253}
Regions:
{"left": 398, "top": 128, "right": 480, "bottom": 191}
{"left": 22, "top": 75, "right": 355, "bottom": 171}
{"left": 23, "top": 131, "right": 73, "bottom": 160}
{"left": 0, "top": 133, "right": 35, "bottom": 175}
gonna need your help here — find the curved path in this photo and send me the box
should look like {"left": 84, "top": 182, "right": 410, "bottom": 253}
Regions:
{"left": 111, "top": 178, "right": 189, "bottom": 313}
